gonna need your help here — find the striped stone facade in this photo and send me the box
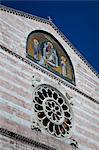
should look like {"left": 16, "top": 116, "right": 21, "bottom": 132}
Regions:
{"left": 0, "top": 5, "right": 99, "bottom": 150}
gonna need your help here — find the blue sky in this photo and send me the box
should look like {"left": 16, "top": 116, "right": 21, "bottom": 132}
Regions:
{"left": 1, "top": 0, "right": 99, "bottom": 73}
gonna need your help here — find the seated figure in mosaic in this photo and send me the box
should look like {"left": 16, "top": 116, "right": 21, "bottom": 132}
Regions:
{"left": 39, "top": 41, "right": 58, "bottom": 68}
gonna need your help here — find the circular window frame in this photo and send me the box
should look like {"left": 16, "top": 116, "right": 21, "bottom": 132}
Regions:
{"left": 32, "top": 84, "right": 74, "bottom": 139}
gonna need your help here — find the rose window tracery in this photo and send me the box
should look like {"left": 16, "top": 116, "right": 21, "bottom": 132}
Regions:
{"left": 33, "top": 84, "right": 73, "bottom": 138}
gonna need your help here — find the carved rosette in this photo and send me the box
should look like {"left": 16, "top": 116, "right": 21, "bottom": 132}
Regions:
{"left": 33, "top": 84, "right": 73, "bottom": 138}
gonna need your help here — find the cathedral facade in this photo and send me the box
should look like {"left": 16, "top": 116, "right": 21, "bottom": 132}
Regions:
{"left": 0, "top": 5, "right": 99, "bottom": 150}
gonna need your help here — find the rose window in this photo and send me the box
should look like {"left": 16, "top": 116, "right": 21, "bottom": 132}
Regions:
{"left": 33, "top": 84, "right": 73, "bottom": 138}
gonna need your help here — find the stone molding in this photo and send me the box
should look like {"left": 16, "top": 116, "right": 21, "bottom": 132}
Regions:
{"left": 0, "top": 4, "right": 98, "bottom": 77}
{"left": 0, "top": 45, "right": 98, "bottom": 105}
{"left": 0, "top": 127, "right": 56, "bottom": 150}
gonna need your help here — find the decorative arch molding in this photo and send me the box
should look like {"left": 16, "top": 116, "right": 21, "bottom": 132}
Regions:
{"left": 26, "top": 30, "right": 75, "bottom": 85}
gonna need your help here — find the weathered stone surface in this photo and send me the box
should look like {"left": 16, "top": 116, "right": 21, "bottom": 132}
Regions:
{"left": 0, "top": 7, "right": 99, "bottom": 150}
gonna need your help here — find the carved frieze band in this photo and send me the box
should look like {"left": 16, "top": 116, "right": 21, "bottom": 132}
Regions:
{"left": 0, "top": 45, "right": 98, "bottom": 105}
{"left": 0, "top": 127, "right": 56, "bottom": 150}
{"left": 0, "top": 4, "right": 98, "bottom": 77}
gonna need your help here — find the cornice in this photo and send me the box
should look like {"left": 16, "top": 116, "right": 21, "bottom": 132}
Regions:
{"left": 0, "top": 4, "right": 99, "bottom": 77}
{"left": 0, "top": 127, "right": 56, "bottom": 150}
{"left": 0, "top": 45, "right": 99, "bottom": 105}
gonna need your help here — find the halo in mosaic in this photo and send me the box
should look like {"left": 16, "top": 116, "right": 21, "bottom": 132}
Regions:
{"left": 26, "top": 30, "right": 75, "bottom": 84}
{"left": 33, "top": 84, "right": 73, "bottom": 138}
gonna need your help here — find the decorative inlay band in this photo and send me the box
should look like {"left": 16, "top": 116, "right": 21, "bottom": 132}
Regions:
{"left": 0, "top": 4, "right": 98, "bottom": 77}
{"left": 0, "top": 45, "right": 98, "bottom": 105}
{"left": 0, "top": 128, "right": 56, "bottom": 150}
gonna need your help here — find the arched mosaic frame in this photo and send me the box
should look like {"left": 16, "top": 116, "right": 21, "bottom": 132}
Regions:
{"left": 26, "top": 30, "right": 75, "bottom": 85}
{"left": 32, "top": 84, "right": 74, "bottom": 139}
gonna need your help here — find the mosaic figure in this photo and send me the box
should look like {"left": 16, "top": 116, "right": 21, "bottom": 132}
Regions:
{"left": 61, "top": 56, "right": 67, "bottom": 76}
{"left": 41, "top": 42, "right": 58, "bottom": 67}
{"left": 33, "top": 39, "right": 40, "bottom": 60}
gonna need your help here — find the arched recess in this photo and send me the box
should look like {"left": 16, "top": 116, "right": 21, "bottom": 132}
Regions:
{"left": 26, "top": 30, "right": 75, "bottom": 85}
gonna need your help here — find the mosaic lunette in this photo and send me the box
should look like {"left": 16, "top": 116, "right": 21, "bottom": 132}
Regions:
{"left": 27, "top": 31, "right": 75, "bottom": 84}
